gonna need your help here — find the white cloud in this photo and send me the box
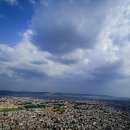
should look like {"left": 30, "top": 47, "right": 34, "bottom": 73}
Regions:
{"left": 0, "top": 29, "right": 87, "bottom": 78}
{"left": 0, "top": 25, "right": 127, "bottom": 80}
{"left": 99, "top": 0, "right": 130, "bottom": 77}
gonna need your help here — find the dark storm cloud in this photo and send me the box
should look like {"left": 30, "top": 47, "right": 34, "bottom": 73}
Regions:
{"left": 10, "top": 67, "right": 46, "bottom": 79}
{"left": 31, "top": 0, "right": 113, "bottom": 54}
{"left": 30, "top": 60, "right": 47, "bottom": 65}
{"left": 89, "top": 60, "right": 124, "bottom": 82}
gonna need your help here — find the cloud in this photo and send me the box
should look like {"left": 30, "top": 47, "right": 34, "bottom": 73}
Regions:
{"left": 89, "top": 60, "right": 124, "bottom": 82}
{"left": 0, "top": 30, "right": 86, "bottom": 79}
{"left": 31, "top": 0, "right": 115, "bottom": 54}
{"left": 1, "top": 0, "right": 130, "bottom": 97}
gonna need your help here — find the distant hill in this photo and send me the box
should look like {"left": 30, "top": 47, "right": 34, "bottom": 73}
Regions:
{"left": 0, "top": 90, "right": 113, "bottom": 99}
{"left": 0, "top": 90, "right": 50, "bottom": 97}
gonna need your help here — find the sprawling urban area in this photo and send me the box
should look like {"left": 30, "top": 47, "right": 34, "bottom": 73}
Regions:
{"left": 0, "top": 96, "right": 130, "bottom": 130}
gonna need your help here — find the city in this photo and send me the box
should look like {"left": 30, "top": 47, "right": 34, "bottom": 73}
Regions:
{"left": 0, "top": 96, "right": 130, "bottom": 130}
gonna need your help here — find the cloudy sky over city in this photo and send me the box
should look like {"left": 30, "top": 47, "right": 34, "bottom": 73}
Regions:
{"left": 0, "top": 0, "right": 130, "bottom": 97}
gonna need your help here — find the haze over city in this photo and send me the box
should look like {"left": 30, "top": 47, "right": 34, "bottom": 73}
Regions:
{"left": 0, "top": 0, "right": 130, "bottom": 97}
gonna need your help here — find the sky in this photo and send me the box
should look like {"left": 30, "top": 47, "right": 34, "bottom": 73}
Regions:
{"left": 0, "top": 0, "right": 130, "bottom": 97}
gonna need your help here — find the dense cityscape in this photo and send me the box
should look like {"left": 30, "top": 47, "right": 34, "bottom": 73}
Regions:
{"left": 0, "top": 96, "right": 130, "bottom": 130}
